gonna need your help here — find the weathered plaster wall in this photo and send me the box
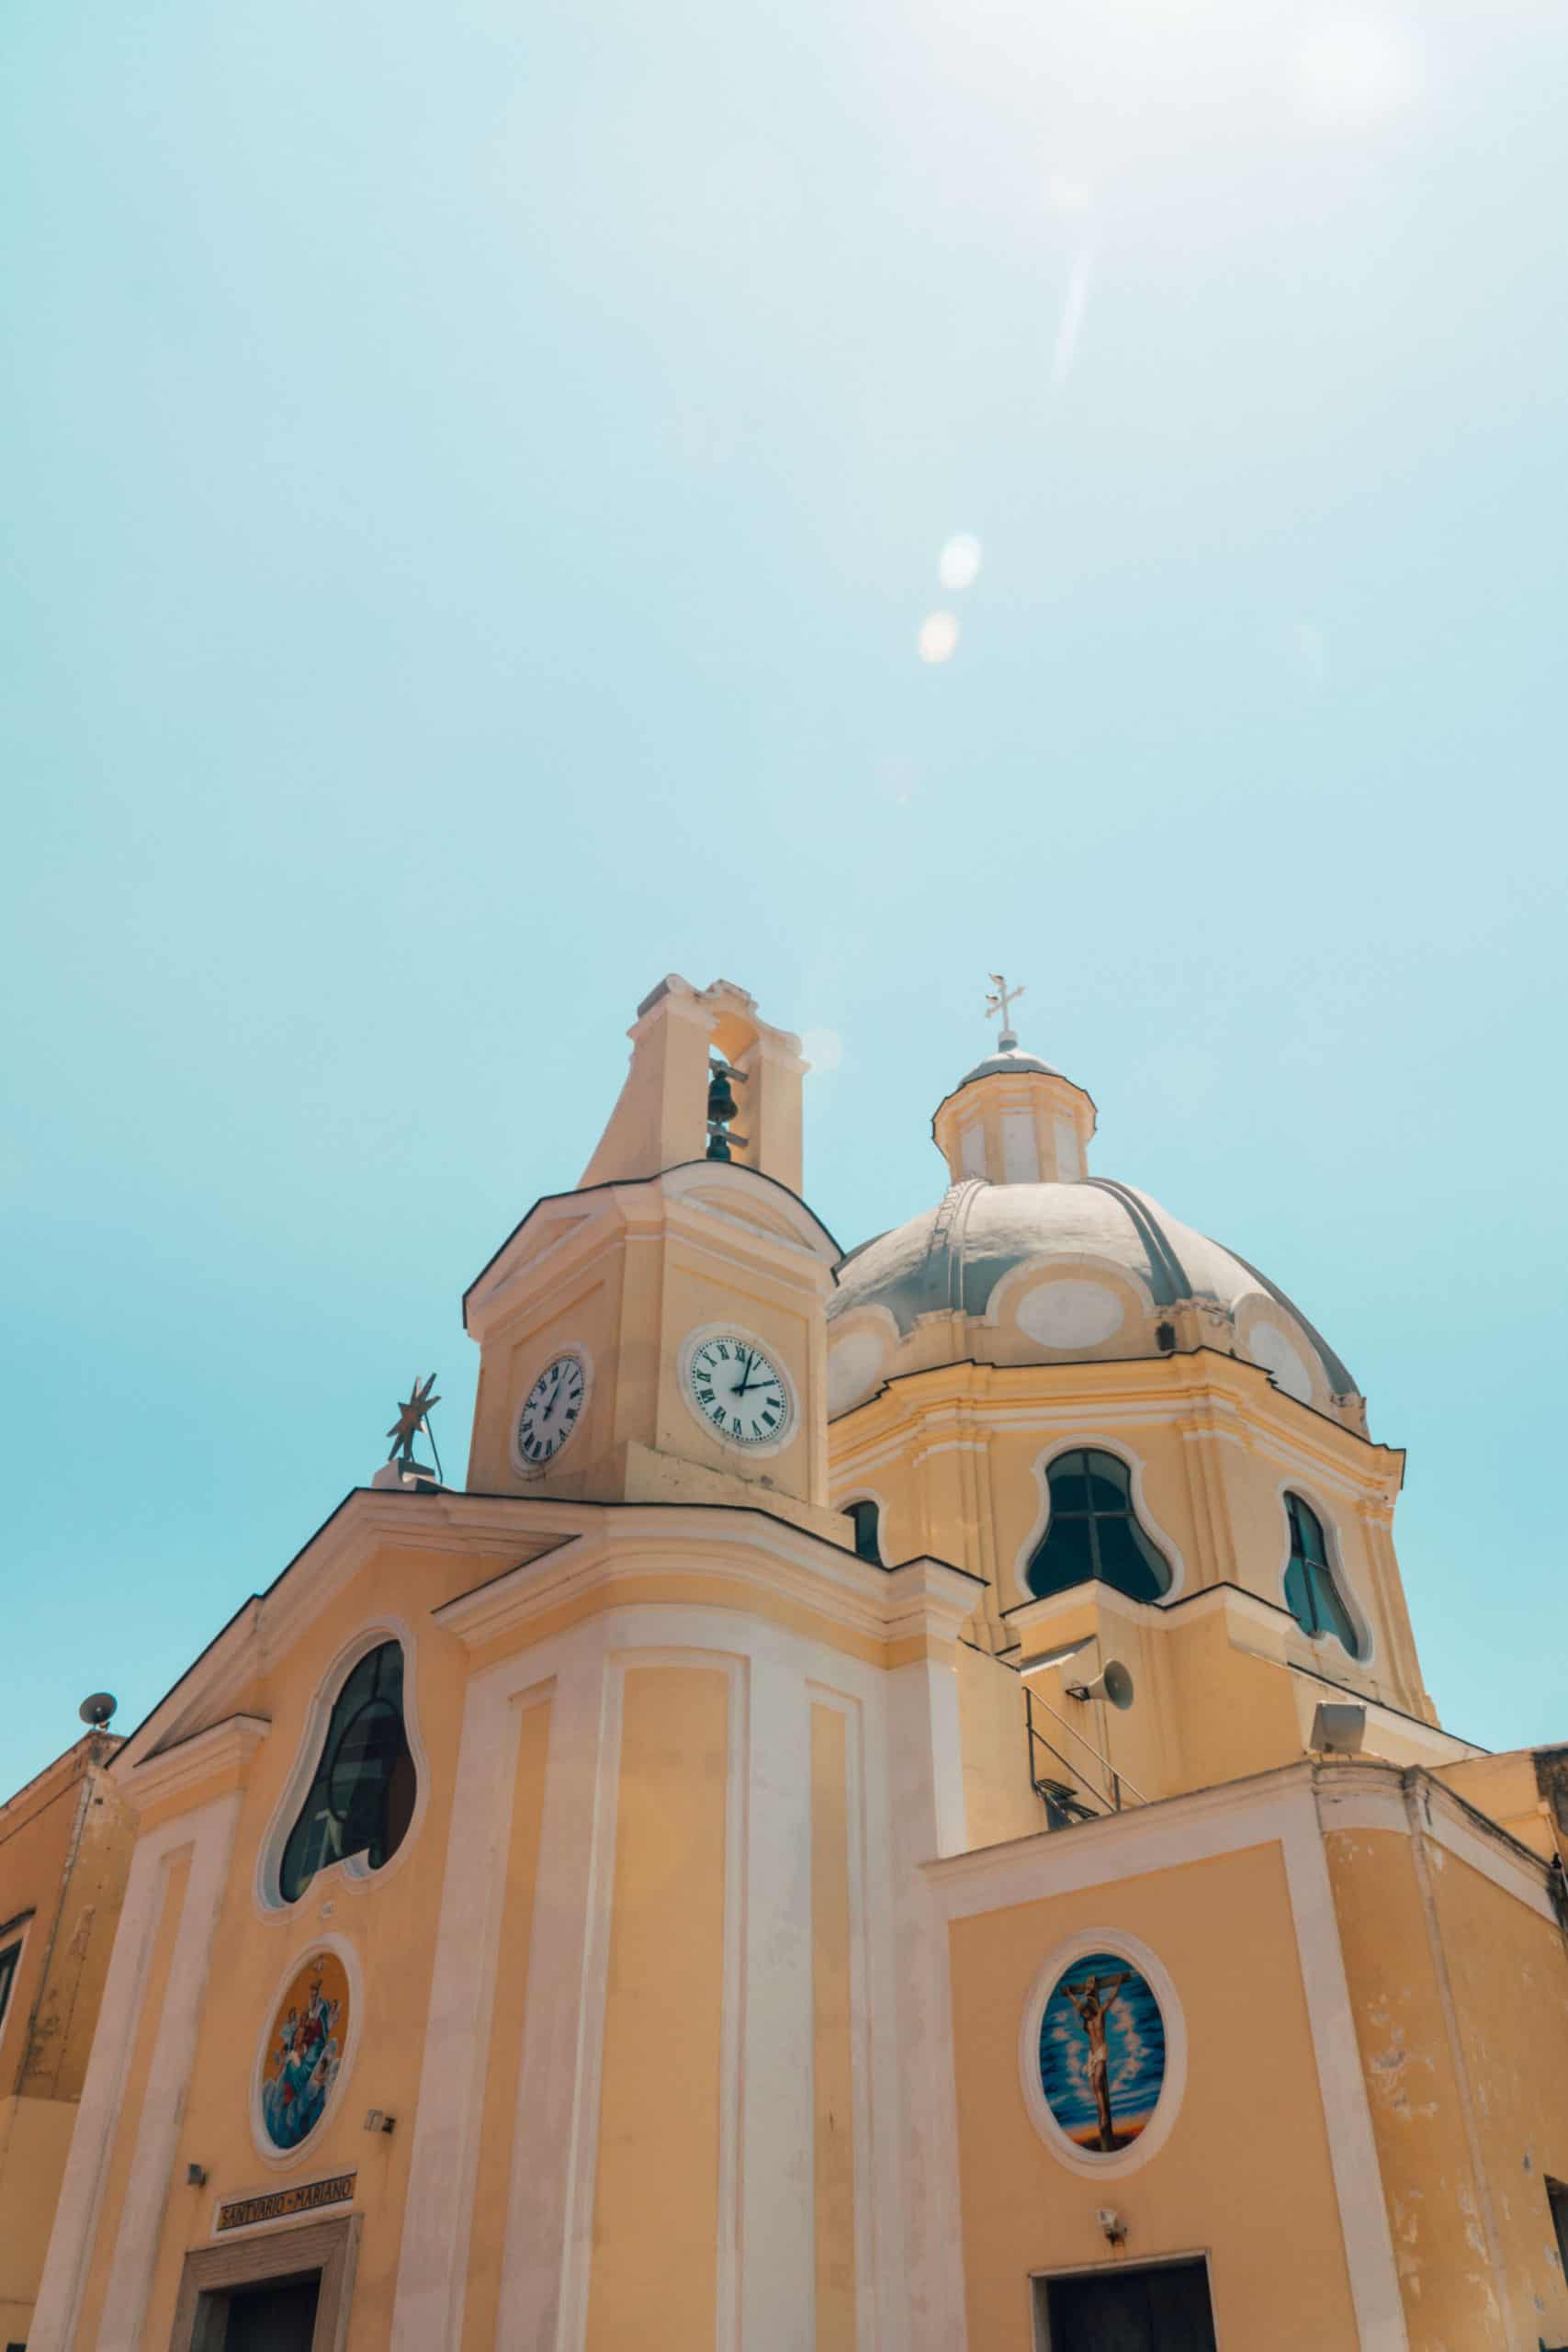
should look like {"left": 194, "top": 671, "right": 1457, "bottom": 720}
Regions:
{"left": 1327, "top": 1818, "right": 1568, "bottom": 2347}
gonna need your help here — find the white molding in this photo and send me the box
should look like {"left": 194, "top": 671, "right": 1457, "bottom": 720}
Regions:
{"left": 1314, "top": 1767, "right": 1558, "bottom": 1925}
{"left": 739, "top": 1658, "right": 814, "bottom": 2351}
{"left": 492, "top": 1648, "right": 614, "bottom": 2352}
{"left": 805, "top": 1684, "right": 878, "bottom": 2352}
{"left": 432, "top": 1517, "right": 978, "bottom": 1656}
{"left": 1015, "top": 1926, "right": 1188, "bottom": 2179}
{"left": 124, "top": 1714, "right": 271, "bottom": 1809}
{"left": 389, "top": 1661, "right": 557, "bottom": 2352}
{"left": 246, "top": 1933, "right": 365, "bottom": 2170}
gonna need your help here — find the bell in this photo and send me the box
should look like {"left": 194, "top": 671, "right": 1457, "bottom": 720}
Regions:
{"left": 706, "top": 1067, "right": 739, "bottom": 1126}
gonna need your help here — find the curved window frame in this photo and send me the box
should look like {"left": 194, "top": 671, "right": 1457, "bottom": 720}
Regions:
{"left": 1014, "top": 1442, "right": 1185, "bottom": 1610}
{"left": 840, "top": 1496, "right": 885, "bottom": 1566}
{"left": 255, "top": 1619, "right": 429, "bottom": 1917}
{"left": 1279, "top": 1490, "right": 1368, "bottom": 1662}
{"left": 1023, "top": 1446, "right": 1176, "bottom": 1606}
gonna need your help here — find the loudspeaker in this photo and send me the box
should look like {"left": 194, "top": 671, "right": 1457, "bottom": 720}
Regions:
{"left": 1066, "top": 1660, "right": 1134, "bottom": 1712}
{"left": 1310, "top": 1702, "right": 1366, "bottom": 1756}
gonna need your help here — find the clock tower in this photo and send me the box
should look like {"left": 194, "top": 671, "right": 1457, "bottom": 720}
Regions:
{"left": 462, "top": 975, "right": 847, "bottom": 1540}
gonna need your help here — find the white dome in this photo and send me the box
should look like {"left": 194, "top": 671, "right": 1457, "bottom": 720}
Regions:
{"left": 827, "top": 1175, "right": 1360, "bottom": 1423}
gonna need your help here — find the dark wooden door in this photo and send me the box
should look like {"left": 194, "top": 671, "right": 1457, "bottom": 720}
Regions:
{"left": 1043, "top": 2257, "right": 1217, "bottom": 2352}
{"left": 222, "top": 2275, "right": 321, "bottom": 2352}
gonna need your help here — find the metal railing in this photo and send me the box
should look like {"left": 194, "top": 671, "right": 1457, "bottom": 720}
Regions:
{"left": 1023, "top": 1682, "right": 1147, "bottom": 1830}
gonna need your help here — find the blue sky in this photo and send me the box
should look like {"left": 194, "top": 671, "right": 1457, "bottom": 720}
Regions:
{"left": 5, "top": 0, "right": 1565, "bottom": 1792}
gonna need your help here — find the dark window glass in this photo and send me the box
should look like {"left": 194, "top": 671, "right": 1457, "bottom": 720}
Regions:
{"left": 279, "top": 1643, "right": 415, "bottom": 1903}
{"left": 844, "top": 1500, "right": 882, "bottom": 1565}
{"left": 1282, "top": 1494, "right": 1361, "bottom": 1657}
{"left": 1027, "top": 1450, "right": 1172, "bottom": 1604}
{"left": 0, "top": 1939, "right": 19, "bottom": 2032}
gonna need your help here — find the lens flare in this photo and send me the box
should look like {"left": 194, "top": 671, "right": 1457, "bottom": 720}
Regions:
{"left": 918, "top": 612, "right": 961, "bottom": 664}
{"left": 939, "top": 534, "right": 982, "bottom": 592}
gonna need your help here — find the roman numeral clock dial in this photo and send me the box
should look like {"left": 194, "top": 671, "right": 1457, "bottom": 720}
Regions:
{"left": 685, "top": 1334, "right": 793, "bottom": 1450}
{"left": 513, "top": 1351, "right": 589, "bottom": 1473}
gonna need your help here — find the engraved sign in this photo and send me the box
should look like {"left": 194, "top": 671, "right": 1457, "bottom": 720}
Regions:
{"left": 216, "top": 2172, "right": 356, "bottom": 2233}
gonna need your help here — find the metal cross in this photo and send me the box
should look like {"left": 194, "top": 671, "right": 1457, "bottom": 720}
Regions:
{"left": 985, "top": 973, "right": 1025, "bottom": 1049}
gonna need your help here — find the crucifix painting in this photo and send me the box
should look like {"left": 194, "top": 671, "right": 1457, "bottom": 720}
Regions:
{"left": 1037, "top": 1949, "right": 1167, "bottom": 2155}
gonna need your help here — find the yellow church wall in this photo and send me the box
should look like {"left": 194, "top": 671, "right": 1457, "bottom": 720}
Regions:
{"left": 1436, "top": 1749, "right": 1556, "bottom": 1860}
{"left": 811, "top": 1703, "right": 857, "bottom": 2350}
{"left": 832, "top": 1352, "right": 1416, "bottom": 1711}
{"left": 467, "top": 1261, "right": 621, "bottom": 1495}
{"left": 647, "top": 1250, "right": 818, "bottom": 1501}
{"left": 1424, "top": 1840, "right": 1568, "bottom": 2341}
{"left": 946, "top": 1840, "right": 1360, "bottom": 2350}
{"left": 0, "top": 2094, "right": 79, "bottom": 2340}
{"left": 122, "top": 1538, "right": 489, "bottom": 2352}
{"left": 585, "top": 1665, "right": 728, "bottom": 2352}
{"left": 1320, "top": 1820, "right": 1568, "bottom": 2347}
{"left": 958, "top": 1643, "right": 1048, "bottom": 1848}
{"left": 461, "top": 1692, "right": 552, "bottom": 2352}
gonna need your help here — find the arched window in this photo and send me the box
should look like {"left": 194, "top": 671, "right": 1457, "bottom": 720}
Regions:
{"left": 1282, "top": 1495, "right": 1362, "bottom": 1657}
{"left": 843, "top": 1499, "right": 882, "bottom": 1565}
{"left": 279, "top": 1642, "right": 416, "bottom": 1903}
{"left": 1027, "top": 1450, "right": 1171, "bottom": 1603}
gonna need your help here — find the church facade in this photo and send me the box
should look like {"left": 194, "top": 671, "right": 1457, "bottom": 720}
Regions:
{"left": 28, "top": 976, "right": 1568, "bottom": 2350}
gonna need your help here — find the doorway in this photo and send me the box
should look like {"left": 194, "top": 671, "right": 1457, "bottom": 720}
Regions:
{"left": 220, "top": 2274, "right": 321, "bottom": 2351}
{"left": 170, "top": 2215, "right": 357, "bottom": 2352}
{"left": 1037, "top": 2256, "right": 1217, "bottom": 2352}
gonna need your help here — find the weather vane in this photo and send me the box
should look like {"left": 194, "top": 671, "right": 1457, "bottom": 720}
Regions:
{"left": 985, "top": 972, "right": 1024, "bottom": 1051}
{"left": 385, "top": 1374, "right": 443, "bottom": 1486}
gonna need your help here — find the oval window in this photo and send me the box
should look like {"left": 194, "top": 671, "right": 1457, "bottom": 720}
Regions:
{"left": 278, "top": 1643, "right": 416, "bottom": 1903}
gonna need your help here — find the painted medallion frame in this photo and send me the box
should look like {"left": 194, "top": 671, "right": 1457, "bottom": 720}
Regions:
{"left": 249, "top": 1933, "right": 364, "bottom": 2169}
{"left": 1017, "top": 1927, "right": 1186, "bottom": 2179}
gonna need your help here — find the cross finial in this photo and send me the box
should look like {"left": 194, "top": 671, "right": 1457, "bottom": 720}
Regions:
{"left": 985, "top": 972, "right": 1024, "bottom": 1051}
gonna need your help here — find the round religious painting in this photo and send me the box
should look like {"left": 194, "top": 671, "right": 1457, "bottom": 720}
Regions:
{"left": 1036, "top": 1949, "right": 1167, "bottom": 2155}
{"left": 259, "top": 1949, "right": 351, "bottom": 2153}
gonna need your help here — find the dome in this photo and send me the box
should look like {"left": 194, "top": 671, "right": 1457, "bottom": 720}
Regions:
{"left": 945, "top": 1045, "right": 1069, "bottom": 1090}
{"left": 826, "top": 1174, "right": 1361, "bottom": 1425}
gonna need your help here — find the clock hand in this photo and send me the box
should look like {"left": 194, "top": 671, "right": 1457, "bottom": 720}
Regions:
{"left": 734, "top": 1351, "right": 758, "bottom": 1396}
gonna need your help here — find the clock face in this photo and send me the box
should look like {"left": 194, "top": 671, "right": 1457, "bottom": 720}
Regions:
{"left": 514, "top": 1351, "right": 588, "bottom": 1470}
{"left": 687, "top": 1335, "right": 792, "bottom": 1448}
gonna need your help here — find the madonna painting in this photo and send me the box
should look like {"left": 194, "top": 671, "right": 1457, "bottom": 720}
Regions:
{"left": 260, "top": 1950, "right": 351, "bottom": 2153}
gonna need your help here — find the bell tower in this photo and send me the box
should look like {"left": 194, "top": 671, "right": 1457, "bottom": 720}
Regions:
{"left": 463, "top": 977, "right": 848, "bottom": 1540}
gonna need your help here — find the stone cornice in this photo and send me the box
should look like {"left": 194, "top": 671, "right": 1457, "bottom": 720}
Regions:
{"left": 432, "top": 1510, "right": 980, "bottom": 1652}
{"left": 922, "top": 1755, "right": 1555, "bottom": 1922}
{"left": 117, "top": 1490, "right": 983, "bottom": 1772}
{"left": 126, "top": 1713, "right": 272, "bottom": 1809}
{"left": 829, "top": 1348, "right": 1402, "bottom": 1499}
